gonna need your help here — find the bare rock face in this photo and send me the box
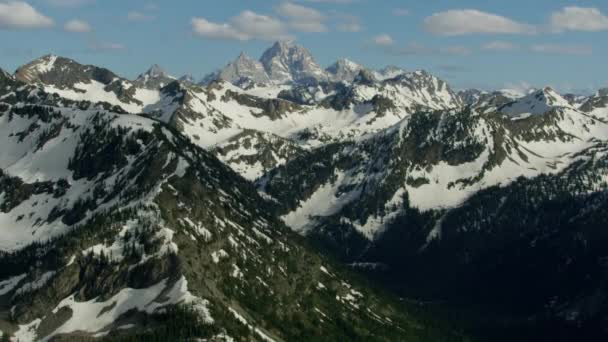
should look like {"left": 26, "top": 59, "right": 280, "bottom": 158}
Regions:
{"left": 134, "top": 64, "right": 176, "bottom": 89}
{"left": 326, "top": 58, "right": 365, "bottom": 83}
{"left": 260, "top": 41, "right": 328, "bottom": 84}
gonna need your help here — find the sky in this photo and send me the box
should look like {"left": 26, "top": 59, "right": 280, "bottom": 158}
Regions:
{"left": 0, "top": 0, "right": 607, "bottom": 93}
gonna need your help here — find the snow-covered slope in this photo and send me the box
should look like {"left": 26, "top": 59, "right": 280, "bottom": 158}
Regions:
{"left": 497, "top": 87, "right": 573, "bottom": 119}
{"left": 14, "top": 55, "right": 161, "bottom": 113}
{"left": 134, "top": 64, "right": 176, "bottom": 89}
{"left": 580, "top": 88, "right": 608, "bottom": 120}
{"left": 215, "top": 52, "right": 270, "bottom": 85}
{"left": 0, "top": 78, "right": 439, "bottom": 342}
{"left": 326, "top": 58, "right": 365, "bottom": 83}
{"left": 262, "top": 103, "right": 608, "bottom": 240}
{"left": 260, "top": 41, "right": 328, "bottom": 84}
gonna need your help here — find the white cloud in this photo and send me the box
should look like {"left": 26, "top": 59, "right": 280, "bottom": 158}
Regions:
{"left": 372, "top": 34, "right": 394, "bottom": 46}
{"left": 64, "top": 19, "right": 91, "bottom": 33}
{"left": 0, "top": 1, "right": 54, "bottom": 30}
{"left": 334, "top": 13, "right": 361, "bottom": 32}
{"left": 45, "top": 0, "right": 93, "bottom": 7}
{"left": 191, "top": 17, "right": 248, "bottom": 41}
{"left": 482, "top": 41, "right": 519, "bottom": 51}
{"left": 393, "top": 8, "right": 410, "bottom": 17}
{"left": 127, "top": 11, "right": 156, "bottom": 22}
{"left": 549, "top": 7, "right": 608, "bottom": 32}
{"left": 530, "top": 44, "right": 592, "bottom": 55}
{"left": 503, "top": 81, "right": 535, "bottom": 95}
{"left": 192, "top": 11, "right": 291, "bottom": 41}
{"left": 423, "top": 9, "right": 535, "bottom": 36}
{"left": 276, "top": 2, "right": 327, "bottom": 33}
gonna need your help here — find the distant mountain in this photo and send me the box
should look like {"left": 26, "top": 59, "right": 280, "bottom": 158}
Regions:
{"left": 217, "top": 52, "right": 270, "bottom": 85}
{"left": 178, "top": 74, "right": 195, "bottom": 85}
{"left": 326, "top": 58, "right": 365, "bottom": 83}
{"left": 3, "top": 44, "right": 608, "bottom": 341}
{"left": 0, "top": 77, "right": 460, "bottom": 341}
{"left": 373, "top": 66, "right": 406, "bottom": 81}
{"left": 134, "top": 64, "right": 176, "bottom": 89}
{"left": 497, "top": 87, "right": 572, "bottom": 118}
{"left": 458, "top": 89, "right": 488, "bottom": 106}
{"left": 260, "top": 41, "right": 328, "bottom": 84}
{"left": 14, "top": 54, "right": 160, "bottom": 113}
{"left": 579, "top": 88, "right": 608, "bottom": 120}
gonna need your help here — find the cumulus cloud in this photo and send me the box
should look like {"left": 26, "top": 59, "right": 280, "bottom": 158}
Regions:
{"left": 334, "top": 13, "right": 361, "bottom": 32}
{"left": 192, "top": 11, "right": 291, "bottom": 41}
{"left": 64, "top": 19, "right": 91, "bottom": 33}
{"left": 276, "top": 2, "right": 327, "bottom": 33}
{"left": 372, "top": 34, "right": 394, "bottom": 46}
{"left": 424, "top": 9, "right": 535, "bottom": 35}
{"left": 45, "top": 0, "right": 93, "bottom": 7}
{"left": 549, "top": 7, "right": 608, "bottom": 32}
{"left": 482, "top": 41, "right": 519, "bottom": 51}
{"left": 530, "top": 44, "right": 592, "bottom": 55}
{"left": 0, "top": 1, "right": 54, "bottom": 30}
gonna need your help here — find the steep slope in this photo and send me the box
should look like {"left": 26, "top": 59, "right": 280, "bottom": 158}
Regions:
{"left": 497, "top": 87, "right": 573, "bottom": 119}
{"left": 259, "top": 97, "right": 608, "bottom": 339}
{"left": 212, "top": 129, "right": 307, "bottom": 181}
{"left": 261, "top": 102, "right": 608, "bottom": 241}
{"left": 373, "top": 66, "right": 407, "bottom": 81}
{"left": 215, "top": 52, "right": 270, "bottom": 85}
{"left": 326, "top": 58, "right": 365, "bottom": 83}
{"left": 14, "top": 55, "right": 160, "bottom": 113}
{"left": 580, "top": 88, "right": 608, "bottom": 121}
{"left": 134, "top": 64, "right": 176, "bottom": 90}
{"left": 260, "top": 41, "right": 328, "bottom": 84}
{"left": 458, "top": 89, "right": 488, "bottom": 106}
{"left": 364, "top": 145, "right": 608, "bottom": 340}
{"left": 0, "top": 82, "right": 465, "bottom": 341}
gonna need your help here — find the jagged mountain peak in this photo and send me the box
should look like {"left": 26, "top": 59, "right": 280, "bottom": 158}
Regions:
{"left": 260, "top": 40, "right": 328, "bottom": 84}
{"left": 144, "top": 64, "right": 169, "bottom": 77}
{"left": 352, "top": 68, "right": 376, "bottom": 85}
{"left": 135, "top": 64, "right": 176, "bottom": 89}
{"left": 178, "top": 73, "right": 195, "bottom": 84}
{"left": 326, "top": 58, "right": 365, "bottom": 83}
{"left": 458, "top": 88, "right": 488, "bottom": 106}
{"left": 498, "top": 85, "right": 572, "bottom": 117}
{"left": 14, "top": 54, "right": 65, "bottom": 83}
{"left": 0, "top": 67, "right": 12, "bottom": 80}
{"left": 215, "top": 50, "right": 269, "bottom": 85}
{"left": 373, "top": 65, "right": 406, "bottom": 81}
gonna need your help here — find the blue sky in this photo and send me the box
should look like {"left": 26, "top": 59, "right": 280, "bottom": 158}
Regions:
{"left": 0, "top": 0, "right": 607, "bottom": 93}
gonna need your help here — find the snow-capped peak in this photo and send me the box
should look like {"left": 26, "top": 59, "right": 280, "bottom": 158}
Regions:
{"left": 260, "top": 40, "right": 328, "bottom": 84}
{"left": 498, "top": 86, "right": 573, "bottom": 117}
{"left": 216, "top": 51, "right": 269, "bottom": 85}
{"left": 135, "top": 64, "right": 176, "bottom": 89}
{"left": 326, "top": 58, "right": 364, "bottom": 83}
{"left": 373, "top": 65, "right": 406, "bottom": 81}
{"left": 14, "top": 54, "right": 61, "bottom": 83}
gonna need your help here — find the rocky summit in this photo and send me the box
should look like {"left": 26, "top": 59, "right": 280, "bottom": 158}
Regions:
{"left": 1, "top": 40, "right": 608, "bottom": 341}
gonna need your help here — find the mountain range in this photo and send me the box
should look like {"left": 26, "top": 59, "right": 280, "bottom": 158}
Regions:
{"left": 1, "top": 40, "right": 608, "bottom": 341}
